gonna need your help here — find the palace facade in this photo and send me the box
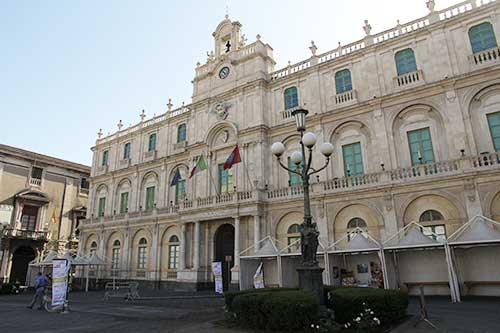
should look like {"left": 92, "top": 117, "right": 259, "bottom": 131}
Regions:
{"left": 0, "top": 144, "right": 90, "bottom": 285}
{"left": 80, "top": 0, "right": 500, "bottom": 291}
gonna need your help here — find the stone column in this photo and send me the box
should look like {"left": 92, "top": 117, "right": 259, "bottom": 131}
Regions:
{"left": 234, "top": 216, "right": 240, "bottom": 267}
{"left": 193, "top": 221, "right": 200, "bottom": 269}
{"left": 254, "top": 215, "right": 261, "bottom": 251}
{"left": 179, "top": 223, "right": 187, "bottom": 270}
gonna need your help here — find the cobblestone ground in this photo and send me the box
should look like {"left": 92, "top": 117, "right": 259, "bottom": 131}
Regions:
{"left": 0, "top": 290, "right": 241, "bottom": 333}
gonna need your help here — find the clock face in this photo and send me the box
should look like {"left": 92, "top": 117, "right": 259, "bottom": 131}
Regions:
{"left": 219, "top": 66, "right": 230, "bottom": 79}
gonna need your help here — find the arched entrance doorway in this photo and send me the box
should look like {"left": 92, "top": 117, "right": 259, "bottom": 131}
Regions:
{"left": 214, "top": 224, "right": 234, "bottom": 291}
{"left": 9, "top": 246, "right": 36, "bottom": 285}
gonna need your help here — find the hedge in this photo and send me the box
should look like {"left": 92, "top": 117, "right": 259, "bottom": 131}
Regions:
{"left": 224, "top": 287, "right": 297, "bottom": 311}
{"left": 0, "top": 283, "right": 16, "bottom": 295}
{"left": 325, "top": 287, "right": 408, "bottom": 325}
{"left": 228, "top": 289, "right": 319, "bottom": 331}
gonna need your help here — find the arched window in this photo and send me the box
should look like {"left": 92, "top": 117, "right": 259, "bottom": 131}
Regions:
{"left": 395, "top": 48, "right": 417, "bottom": 76}
{"left": 137, "top": 238, "right": 148, "bottom": 270}
{"left": 287, "top": 156, "right": 303, "bottom": 186}
{"left": 177, "top": 124, "right": 187, "bottom": 143}
{"left": 419, "top": 210, "right": 444, "bottom": 222}
{"left": 469, "top": 22, "right": 497, "bottom": 54}
{"left": 488, "top": 111, "right": 500, "bottom": 152}
{"left": 123, "top": 142, "right": 131, "bottom": 159}
{"left": 284, "top": 86, "right": 299, "bottom": 110}
{"left": 335, "top": 69, "right": 353, "bottom": 94}
{"left": 111, "top": 240, "right": 121, "bottom": 271}
{"left": 419, "top": 210, "right": 446, "bottom": 241}
{"left": 287, "top": 223, "right": 301, "bottom": 253}
{"left": 347, "top": 218, "right": 367, "bottom": 240}
{"left": 168, "top": 235, "right": 180, "bottom": 270}
{"left": 89, "top": 241, "right": 97, "bottom": 256}
{"left": 148, "top": 133, "right": 157, "bottom": 152}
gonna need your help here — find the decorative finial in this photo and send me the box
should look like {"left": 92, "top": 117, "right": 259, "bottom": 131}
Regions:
{"left": 256, "top": 34, "right": 261, "bottom": 41}
{"left": 239, "top": 34, "right": 247, "bottom": 47}
{"left": 97, "top": 128, "right": 103, "bottom": 138}
{"left": 167, "top": 98, "right": 173, "bottom": 111}
{"left": 309, "top": 40, "right": 317, "bottom": 56}
{"left": 337, "top": 42, "right": 342, "bottom": 53}
{"left": 117, "top": 120, "right": 123, "bottom": 131}
{"left": 140, "top": 109, "right": 146, "bottom": 121}
{"left": 196, "top": 61, "right": 200, "bottom": 67}
{"left": 426, "top": 0, "right": 435, "bottom": 13}
{"left": 363, "top": 20, "right": 372, "bottom": 36}
{"left": 287, "top": 60, "right": 291, "bottom": 67}
{"left": 225, "top": 5, "right": 229, "bottom": 19}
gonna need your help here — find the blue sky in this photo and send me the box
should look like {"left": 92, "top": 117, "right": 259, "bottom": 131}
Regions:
{"left": 0, "top": 0, "right": 458, "bottom": 165}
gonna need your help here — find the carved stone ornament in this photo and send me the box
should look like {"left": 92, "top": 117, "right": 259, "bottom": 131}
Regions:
{"left": 222, "top": 130, "right": 229, "bottom": 143}
{"left": 211, "top": 101, "right": 231, "bottom": 120}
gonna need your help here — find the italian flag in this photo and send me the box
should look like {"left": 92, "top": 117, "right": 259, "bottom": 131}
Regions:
{"left": 189, "top": 155, "right": 207, "bottom": 178}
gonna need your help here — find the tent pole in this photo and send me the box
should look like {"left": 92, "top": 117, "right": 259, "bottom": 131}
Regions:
{"left": 324, "top": 252, "right": 330, "bottom": 286}
{"left": 393, "top": 251, "right": 400, "bottom": 289}
{"left": 277, "top": 255, "right": 283, "bottom": 287}
{"left": 444, "top": 245, "right": 457, "bottom": 302}
{"left": 379, "top": 250, "right": 389, "bottom": 289}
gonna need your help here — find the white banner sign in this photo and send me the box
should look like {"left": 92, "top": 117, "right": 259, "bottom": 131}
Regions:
{"left": 253, "top": 262, "right": 265, "bottom": 289}
{"left": 211, "top": 262, "right": 223, "bottom": 294}
{"left": 0, "top": 204, "right": 13, "bottom": 225}
{"left": 52, "top": 259, "right": 69, "bottom": 306}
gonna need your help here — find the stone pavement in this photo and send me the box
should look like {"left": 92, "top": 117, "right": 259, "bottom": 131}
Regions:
{"left": 0, "top": 290, "right": 244, "bottom": 333}
{"left": 393, "top": 296, "right": 500, "bottom": 333}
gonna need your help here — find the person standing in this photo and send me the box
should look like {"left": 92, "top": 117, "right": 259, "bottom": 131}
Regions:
{"left": 27, "top": 272, "right": 49, "bottom": 310}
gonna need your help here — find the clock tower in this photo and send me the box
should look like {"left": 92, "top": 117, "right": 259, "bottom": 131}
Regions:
{"left": 192, "top": 15, "right": 276, "bottom": 103}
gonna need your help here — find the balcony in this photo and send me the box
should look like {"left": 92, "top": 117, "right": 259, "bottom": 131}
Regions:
{"left": 468, "top": 47, "right": 500, "bottom": 67}
{"left": 335, "top": 90, "right": 356, "bottom": 106}
{"left": 2, "top": 228, "right": 48, "bottom": 241}
{"left": 393, "top": 69, "right": 424, "bottom": 89}
{"left": 80, "top": 152, "right": 500, "bottom": 226}
{"left": 29, "top": 177, "right": 42, "bottom": 187}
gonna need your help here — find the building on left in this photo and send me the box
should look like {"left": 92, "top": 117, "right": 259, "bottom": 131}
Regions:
{"left": 0, "top": 144, "right": 90, "bottom": 285}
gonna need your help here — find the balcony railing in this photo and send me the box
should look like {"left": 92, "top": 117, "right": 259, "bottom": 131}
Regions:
{"left": 469, "top": 47, "right": 500, "bottom": 67}
{"left": 394, "top": 69, "right": 424, "bottom": 89}
{"left": 29, "top": 178, "right": 42, "bottom": 187}
{"left": 81, "top": 152, "right": 500, "bottom": 225}
{"left": 2, "top": 228, "right": 48, "bottom": 240}
{"left": 335, "top": 90, "right": 356, "bottom": 105}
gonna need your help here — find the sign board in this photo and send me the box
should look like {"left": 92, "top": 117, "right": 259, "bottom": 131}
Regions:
{"left": 211, "top": 262, "right": 223, "bottom": 294}
{"left": 52, "top": 259, "right": 69, "bottom": 306}
{"left": 0, "top": 205, "right": 13, "bottom": 225}
{"left": 224, "top": 255, "right": 232, "bottom": 262}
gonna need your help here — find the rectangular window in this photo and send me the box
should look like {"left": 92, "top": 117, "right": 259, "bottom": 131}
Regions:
{"left": 407, "top": 127, "right": 435, "bottom": 165}
{"left": 342, "top": 142, "right": 364, "bottom": 176}
{"left": 102, "top": 150, "right": 109, "bottom": 166}
{"left": 148, "top": 133, "right": 157, "bottom": 152}
{"left": 422, "top": 224, "right": 447, "bottom": 242}
{"left": 145, "top": 186, "right": 155, "bottom": 210}
{"left": 111, "top": 248, "right": 120, "bottom": 270}
{"left": 284, "top": 87, "right": 299, "bottom": 110}
{"left": 137, "top": 247, "right": 147, "bottom": 269}
{"left": 287, "top": 236, "right": 301, "bottom": 254}
{"left": 395, "top": 48, "right": 417, "bottom": 76}
{"left": 80, "top": 178, "right": 90, "bottom": 190}
{"left": 335, "top": 69, "right": 353, "bottom": 94}
{"left": 168, "top": 244, "right": 179, "bottom": 269}
{"left": 469, "top": 22, "right": 498, "bottom": 53}
{"left": 218, "top": 164, "right": 233, "bottom": 193}
{"left": 487, "top": 112, "right": 500, "bottom": 152}
{"left": 31, "top": 167, "right": 43, "bottom": 180}
{"left": 20, "top": 205, "right": 38, "bottom": 231}
{"left": 175, "top": 180, "right": 186, "bottom": 204}
{"left": 98, "top": 197, "right": 106, "bottom": 217}
{"left": 120, "top": 192, "right": 129, "bottom": 214}
{"left": 287, "top": 157, "right": 303, "bottom": 185}
{"left": 177, "top": 124, "right": 187, "bottom": 143}
{"left": 123, "top": 142, "right": 131, "bottom": 159}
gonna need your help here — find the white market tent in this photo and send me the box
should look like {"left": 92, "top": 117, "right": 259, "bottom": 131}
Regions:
{"left": 447, "top": 215, "right": 500, "bottom": 296}
{"left": 239, "top": 236, "right": 283, "bottom": 290}
{"left": 327, "top": 228, "right": 389, "bottom": 289}
{"left": 279, "top": 238, "right": 329, "bottom": 288}
{"left": 383, "top": 222, "right": 460, "bottom": 302}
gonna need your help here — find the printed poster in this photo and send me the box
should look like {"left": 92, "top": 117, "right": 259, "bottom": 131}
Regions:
{"left": 211, "top": 262, "right": 223, "bottom": 294}
{"left": 52, "top": 259, "right": 69, "bottom": 306}
{"left": 253, "top": 262, "right": 265, "bottom": 289}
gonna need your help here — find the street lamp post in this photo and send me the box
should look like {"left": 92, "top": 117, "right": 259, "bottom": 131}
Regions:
{"left": 271, "top": 108, "right": 334, "bottom": 301}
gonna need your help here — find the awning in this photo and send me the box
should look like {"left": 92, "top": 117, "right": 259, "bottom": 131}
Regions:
{"left": 448, "top": 215, "right": 500, "bottom": 246}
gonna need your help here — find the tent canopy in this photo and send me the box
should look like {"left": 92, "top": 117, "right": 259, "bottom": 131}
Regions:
{"left": 280, "top": 237, "right": 327, "bottom": 256}
{"left": 328, "top": 228, "right": 381, "bottom": 254}
{"left": 383, "top": 222, "right": 443, "bottom": 250}
{"left": 87, "top": 253, "right": 106, "bottom": 265}
{"left": 448, "top": 215, "right": 500, "bottom": 246}
{"left": 240, "top": 236, "right": 282, "bottom": 259}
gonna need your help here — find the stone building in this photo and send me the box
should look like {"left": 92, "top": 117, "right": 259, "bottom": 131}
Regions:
{"left": 0, "top": 144, "right": 90, "bottom": 285}
{"left": 80, "top": 0, "right": 500, "bottom": 292}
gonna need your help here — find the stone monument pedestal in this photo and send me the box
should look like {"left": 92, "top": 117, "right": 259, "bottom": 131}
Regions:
{"left": 297, "top": 266, "right": 325, "bottom": 304}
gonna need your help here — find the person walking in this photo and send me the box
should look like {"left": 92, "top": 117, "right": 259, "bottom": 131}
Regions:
{"left": 27, "top": 272, "right": 49, "bottom": 310}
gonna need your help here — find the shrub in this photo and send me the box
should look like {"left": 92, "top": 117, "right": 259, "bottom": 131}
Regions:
{"left": 229, "top": 290, "right": 319, "bottom": 331}
{"left": 0, "top": 283, "right": 16, "bottom": 295}
{"left": 325, "top": 287, "right": 408, "bottom": 325}
{"left": 224, "top": 287, "right": 297, "bottom": 311}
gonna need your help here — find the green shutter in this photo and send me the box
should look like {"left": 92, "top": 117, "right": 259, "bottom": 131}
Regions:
{"left": 148, "top": 133, "right": 156, "bottom": 151}
{"left": 218, "top": 164, "right": 233, "bottom": 193}
{"left": 175, "top": 180, "right": 186, "bottom": 204}
{"left": 395, "top": 48, "right": 417, "bottom": 76}
{"left": 120, "top": 192, "right": 129, "bottom": 214}
{"left": 287, "top": 157, "right": 303, "bottom": 185}
{"left": 124, "top": 143, "right": 130, "bottom": 159}
{"left": 284, "top": 87, "right": 299, "bottom": 110}
{"left": 98, "top": 197, "right": 106, "bottom": 217}
{"left": 177, "top": 124, "right": 186, "bottom": 143}
{"left": 469, "top": 22, "right": 498, "bottom": 53}
{"left": 487, "top": 112, "right": 500, "bottom": 152}
{"left": 146, "top": 186, "right": 155, "bottom": 209}
{"left": 342, "top": 142, "right": 364, "bottom": 176}
{"left": 407, "top": 128, "right": 435, "bottom": 165}
{"left": 102, "top": 151, "right": 108, "bottom": 166}
{"left": 335, "top": 69, "right": 353, "bottom": 94}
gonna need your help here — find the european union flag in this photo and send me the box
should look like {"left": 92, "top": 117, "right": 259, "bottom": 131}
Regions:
{"left": 170, "top": 168, "right": 182, "bottom": 186}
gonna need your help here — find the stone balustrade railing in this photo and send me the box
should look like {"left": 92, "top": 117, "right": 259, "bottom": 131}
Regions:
{"left": 469, "top": 46, "right": 500, "bottom": 66}
{"left": 394, "top": 69, "right": 424, "bottom": 88}
{"left": 81, "top": 152, "right": 500, "bottom": 226}
{"left": 335, "top": 90, "right": 356, "bottom": 105}
{"left": 2, "top": 228, "right": 48, "bottom": 240}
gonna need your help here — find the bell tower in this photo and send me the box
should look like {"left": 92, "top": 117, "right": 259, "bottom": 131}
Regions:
{"left": 213, "top": 15, "right": 241, "bottom": 57}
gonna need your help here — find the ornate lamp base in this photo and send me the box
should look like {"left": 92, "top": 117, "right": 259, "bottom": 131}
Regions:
{"left": 297, "top": 266, "right": 325, "bottom": 304}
